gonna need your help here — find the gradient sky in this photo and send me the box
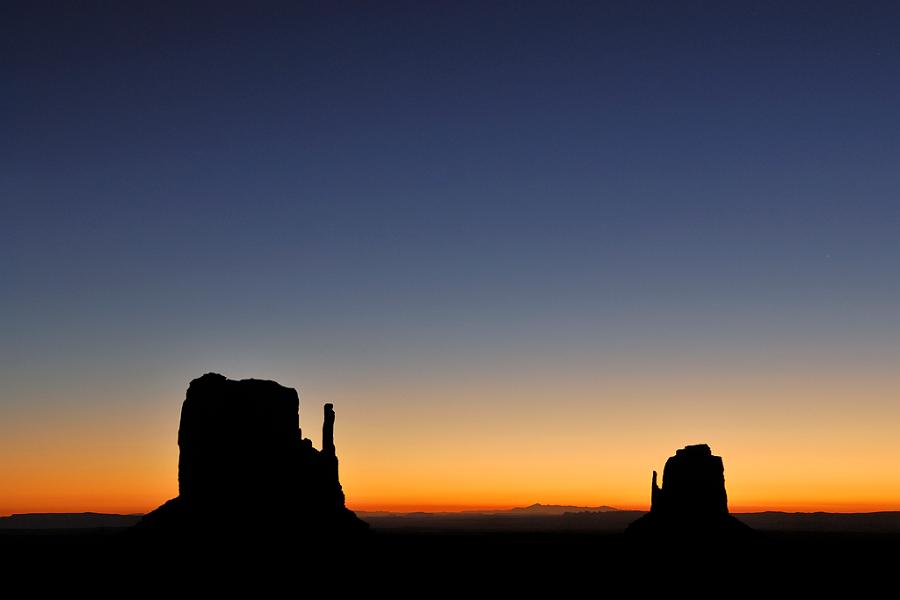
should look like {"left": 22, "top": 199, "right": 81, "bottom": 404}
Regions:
{"left": 3, "top": 2, "right": 899, "bottom": 515}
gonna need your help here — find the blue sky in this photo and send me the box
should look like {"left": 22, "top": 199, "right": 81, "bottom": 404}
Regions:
{"left": 2, "top": 2, "right": 899, "bottom": 512}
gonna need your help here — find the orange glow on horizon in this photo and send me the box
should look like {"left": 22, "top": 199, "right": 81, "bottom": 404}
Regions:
{"left": 3, "top": 364, "right": 899, "bottom": 518}
{"left": 345, "top": 501, "right": 900, "bottom": 514}
{"left": 4, "top": 497, "right": 900, "bottom": 518}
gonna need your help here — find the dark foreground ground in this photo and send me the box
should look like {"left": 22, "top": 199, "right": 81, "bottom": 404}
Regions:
{"left": 2, "top": 527, "right": 897, "bottom": 593}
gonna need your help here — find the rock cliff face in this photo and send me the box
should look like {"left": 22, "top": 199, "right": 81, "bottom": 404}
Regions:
{"left": 627, "top": 444, "right": 751, "bottom": 538}
{"left": 651, "top": 444, "right": 728, "bottom": 517}
{"left": 137, "top": 373, "right": 367, "bottom": 536}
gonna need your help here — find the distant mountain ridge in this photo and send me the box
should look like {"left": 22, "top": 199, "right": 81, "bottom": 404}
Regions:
{"left": 737, "top": 511, "right": 900, "bottom": 533}
{"left": 4, "top": 509, "right": 899, "bottom": 533}
{"left": 358, "top": 508, "right": 900, "bottom": 534}
{"left": 0, "top": 512, "right": 143, "bottom": 530}
{"left": 356, "top": 503, "right": 618, "bottom": 519}
{"left": 505, "top": 503, "right": 619, "bottom": 515}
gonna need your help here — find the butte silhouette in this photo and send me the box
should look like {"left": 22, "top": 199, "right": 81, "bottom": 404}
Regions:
{"left": 136, "top": 373, "right": 367, "bottom": 537}
{"left": 626, "top": 444, "right": 753, "bottom": 538}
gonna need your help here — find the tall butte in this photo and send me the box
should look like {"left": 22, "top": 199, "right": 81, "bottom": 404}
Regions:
{"left": 137, "top": 373, "right": 367, "bottom": 537}
{"left": 626, "top": 444, "right": 752, "bottom": 538}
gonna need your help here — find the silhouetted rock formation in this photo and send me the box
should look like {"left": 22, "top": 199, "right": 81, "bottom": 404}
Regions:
{"left": 626, "top": 444, "right": 752, "bottom": 539}
{"left": 136, "top": 373, "right": 367, "bottom": 537}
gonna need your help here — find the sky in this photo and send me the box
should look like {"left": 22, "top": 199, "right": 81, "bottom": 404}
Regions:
{"left": 2, "top": 1, "right": 899, "bottom": 515}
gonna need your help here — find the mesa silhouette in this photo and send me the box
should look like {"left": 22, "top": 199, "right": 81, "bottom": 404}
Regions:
{"left": 626, "top": 443, "right": 753, "bottom": 538}
{"left": 136, "top": 373, "right": 367, "bottom": 537}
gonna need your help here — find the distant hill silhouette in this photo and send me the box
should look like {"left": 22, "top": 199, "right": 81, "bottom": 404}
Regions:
{"left": 361, "top": 509, "right": 646, "bottom": 533}
{"left": 135, "top": 373, "right": 367, "bottom": 538}
{"left": 357, "top": 503, "right": 627, "bottom": 532}
{"left": 736, "top": 511, "right": 900, "bottom": 533}
{"left": 354, "top": 507, "right": 900, "bottom": 534}
{"left": 9, "top": 509, "right": 897, "bottom": 534}
{"left": 0, "top": 513, "right": 142, "bottom": 530}
{"left": 358, "top": 503, "right": 618, "bottom": 519}
{"left": 505, "top": 503, "right": 618, "bottom": 515}
{"left": 626, "top": 444, "right": 753, "bottom": 538}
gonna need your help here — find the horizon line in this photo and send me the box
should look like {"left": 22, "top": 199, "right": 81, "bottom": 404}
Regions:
{"left": 5, "top": 501, "right": 900, "bottom": 518}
